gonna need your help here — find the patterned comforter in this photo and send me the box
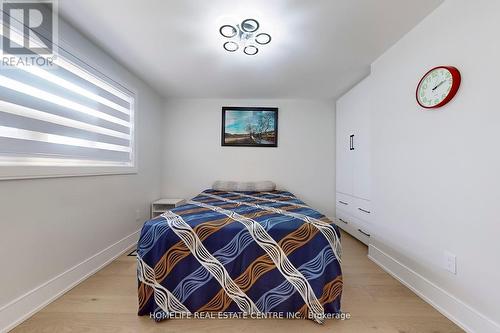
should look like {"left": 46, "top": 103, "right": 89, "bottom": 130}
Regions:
{"left": 137, "top": 190, "right": 343, "bottom": 323}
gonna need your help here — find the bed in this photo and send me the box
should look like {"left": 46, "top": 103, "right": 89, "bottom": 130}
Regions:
{"left": 137, "top": 189, "right": 343, "bottom": 323}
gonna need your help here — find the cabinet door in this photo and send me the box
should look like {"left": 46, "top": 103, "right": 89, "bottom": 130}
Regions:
{"left": 336, "top": 99, "right": 354, "bottom": 195}
{"left": 351, "top": 78, "right": 371, "bottom": 200}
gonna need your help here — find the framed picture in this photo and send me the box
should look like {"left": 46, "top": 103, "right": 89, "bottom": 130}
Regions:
{"left": 221, "top": 107, "right": 278, "bottom": 147}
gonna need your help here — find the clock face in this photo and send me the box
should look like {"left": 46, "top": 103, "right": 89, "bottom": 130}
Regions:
{"left": 416, "top": 66, "right": 460, "bottom": 108}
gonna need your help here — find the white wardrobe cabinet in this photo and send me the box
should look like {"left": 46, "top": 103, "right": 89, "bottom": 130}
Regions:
{"left": 335, "top": 76, "right": 372, "bottom": 245}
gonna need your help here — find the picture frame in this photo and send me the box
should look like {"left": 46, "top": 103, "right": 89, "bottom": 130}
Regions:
{"left": 221, "top": 106, "right": 278, "bottom": 147}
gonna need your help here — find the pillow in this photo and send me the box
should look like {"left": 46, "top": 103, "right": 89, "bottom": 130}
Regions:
{"left": 212, "top": 180, "right": 276, "bottom": 192}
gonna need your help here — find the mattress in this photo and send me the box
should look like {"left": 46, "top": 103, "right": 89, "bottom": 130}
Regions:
{"left": 137, "top": 189, "right": 343, "bottom": 324}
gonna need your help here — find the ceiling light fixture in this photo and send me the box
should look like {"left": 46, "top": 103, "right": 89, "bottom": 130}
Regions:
{"left": 219, "top": 18, "right": 271, "bottom": 55}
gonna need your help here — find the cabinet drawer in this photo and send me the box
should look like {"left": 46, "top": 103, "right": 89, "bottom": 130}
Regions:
{"left": 335, "top": 210, "right": 351, "bottom": 228}
{"left": 335, "top": 211, "right": 372, "bottom": 245}
{"left": 353, "top": 222, "right": 372, "bottom": 245}
{"left": 352, "top": 197, "right": 372, "bottom": 222}
{"left": 349, "top": 217, "right": 372, "bottom": 245}
{"left": 336, "top": 192, "right": 353, "bottom": 209}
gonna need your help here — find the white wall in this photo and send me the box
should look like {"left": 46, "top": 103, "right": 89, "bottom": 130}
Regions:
{"left": 366, "top": 0, "right": 500, "bottom": 331}
{"left": 0, "top": 19, "right": 164, "bottom": 329}
{"left": 162, "top": 99, "right": 336, "bottom": 217}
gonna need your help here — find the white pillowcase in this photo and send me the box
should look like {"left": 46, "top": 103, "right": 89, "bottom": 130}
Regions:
{"left": 212, "top": 180, "right": 276, "bottom": 192}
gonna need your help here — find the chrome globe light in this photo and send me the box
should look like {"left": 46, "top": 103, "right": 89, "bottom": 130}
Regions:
{"left": 219, "top": 18, "right": 271, "bottom": 55}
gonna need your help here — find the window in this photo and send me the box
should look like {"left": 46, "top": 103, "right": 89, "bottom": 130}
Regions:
{"left": 0, "top": 19, "right": 135, "bottom": 180}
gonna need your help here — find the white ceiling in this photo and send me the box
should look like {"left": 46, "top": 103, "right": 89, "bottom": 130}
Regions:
{"left": 59, "top": 0, "right": 443, "bottom": 99}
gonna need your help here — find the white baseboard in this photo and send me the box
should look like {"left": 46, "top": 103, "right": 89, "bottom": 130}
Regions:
{"left": 368, "top": 244, "right": 500, "bottom": 333}
{"left": 0, "top": 229, "right": 141, "bottom": 333}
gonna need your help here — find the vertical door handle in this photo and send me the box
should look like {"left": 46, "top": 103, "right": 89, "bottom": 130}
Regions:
{"left": 350, "top": 134, "right": 354, "bottom": 150}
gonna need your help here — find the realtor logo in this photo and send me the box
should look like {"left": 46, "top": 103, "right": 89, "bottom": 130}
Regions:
{"left": 1, "top": 0, "right": 57, "bottom": 55}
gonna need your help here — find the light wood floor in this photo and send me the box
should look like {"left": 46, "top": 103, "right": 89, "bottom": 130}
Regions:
{"left": 12, "top": 231, "right": 463, "bottom": 333}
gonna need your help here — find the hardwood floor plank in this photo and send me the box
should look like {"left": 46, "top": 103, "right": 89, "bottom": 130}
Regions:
{"left": 11, "top": 231, "right": 463, "bottom": 333}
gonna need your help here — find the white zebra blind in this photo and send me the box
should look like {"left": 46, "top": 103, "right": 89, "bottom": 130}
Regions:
{"left": 0, "top": 25, "right": 135, "bottom": 172}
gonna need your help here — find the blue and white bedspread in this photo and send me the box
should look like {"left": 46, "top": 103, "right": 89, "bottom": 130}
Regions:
{"left": 137, "top": 189, "right": 342, "bottom": 323}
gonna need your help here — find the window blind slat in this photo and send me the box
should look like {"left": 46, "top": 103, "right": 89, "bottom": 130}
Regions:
{"left": 19, "top": 64, "right": 131, "bottom": 115}
{"left": 0, "top": 111, "right": 130, "bottom": 147}
{"left": 0, "top": 88, "right": 130, "bottom": 134}
{"left": 0, "top": 75, "right": 131, "bottom": 127}
{"left": 0, "top": 138, "right": 131, "bottom": 162}
{"left": 0, "top": 126, "right": 131, "bottom": 152}
{"left": 0, "top": 100, "right": 130, "bottom": 140}
{"left": 0, "top": 69, "right": 130, "bottom": 122}
{"left": 51, "top": 64, "right": 131, "bottom": 110}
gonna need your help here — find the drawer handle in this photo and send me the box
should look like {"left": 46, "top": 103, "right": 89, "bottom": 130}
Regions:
{"left": 358, "top": 229, "right": 371, "bottom": 237}
{"left": 338, "top": 218, "right": 348, "bottom": 224}
{"left": 358, "top": 208, "right": 371, "bottom": 214}
{"left": 338, "top": 200, "right": 348, "bottom": 205}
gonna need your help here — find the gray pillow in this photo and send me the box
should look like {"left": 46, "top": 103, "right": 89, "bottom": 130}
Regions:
{"left": 212, "top": 180, "right": 276, "bottom": 192}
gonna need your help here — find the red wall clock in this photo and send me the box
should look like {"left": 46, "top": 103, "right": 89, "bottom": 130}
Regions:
{"left": 416, "top": 66, "right": 461, "bottom": 109}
